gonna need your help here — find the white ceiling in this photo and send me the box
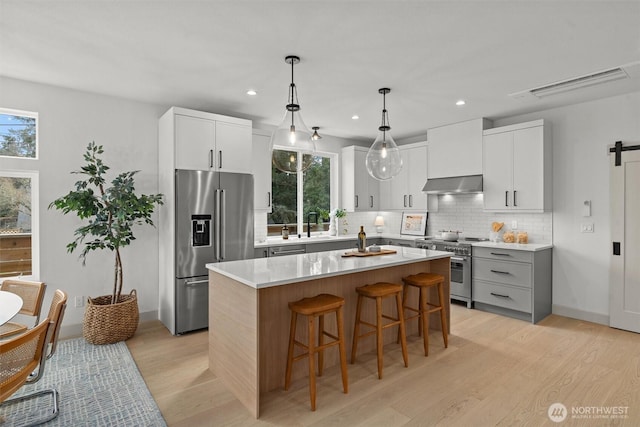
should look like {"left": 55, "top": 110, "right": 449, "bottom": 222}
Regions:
{"left": 1, "top": 1, "right": 639, "bottom": 142}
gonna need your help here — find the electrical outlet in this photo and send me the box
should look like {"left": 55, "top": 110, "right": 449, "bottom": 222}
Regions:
{"left": 581, "top": 223, "right": 594, "bottom": 233}
{"left": 511, "top": 220, "right": 518, "bottom": 229}
{"left": 74, "top": 296, "right": 84, "bottom": 308}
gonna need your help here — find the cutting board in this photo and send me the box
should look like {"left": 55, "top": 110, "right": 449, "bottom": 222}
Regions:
{"left": 341, "top": 249, "right": 397, "bottom": 257}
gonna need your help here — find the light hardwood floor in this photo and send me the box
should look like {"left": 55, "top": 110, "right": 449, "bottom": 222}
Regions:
{"left": 127, "top": 303, "right": 640, "bottom": 426}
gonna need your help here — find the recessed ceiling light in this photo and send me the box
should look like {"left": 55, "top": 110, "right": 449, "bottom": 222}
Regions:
{"left": 352, "top": 115, "right": 359, "bottom": 120}
{"left": 246, "top": 90, "right": 257, "bottom": 96}
{"left": 456, "top": 100, "right": 466, "bottom": 106}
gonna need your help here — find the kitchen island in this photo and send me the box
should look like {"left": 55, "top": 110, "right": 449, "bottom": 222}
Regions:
{"left": 206, "top": 246, "right": 452, "bottom": 417}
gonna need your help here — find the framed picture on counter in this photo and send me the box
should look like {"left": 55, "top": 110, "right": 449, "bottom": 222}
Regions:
{"left": 400, "top": 212, "right": 428, "bottom": 236}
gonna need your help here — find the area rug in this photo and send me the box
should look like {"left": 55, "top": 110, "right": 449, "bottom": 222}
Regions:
{"left": 1, "top": 338, "right": 166, "bottom": 426}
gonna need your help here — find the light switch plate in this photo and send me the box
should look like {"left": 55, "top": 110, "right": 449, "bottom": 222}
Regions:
{"left": 581, "top": 223, "right": 594, "bottom": 233}
{"left": 511, "top": 220, "right": 518, "bottom": 229}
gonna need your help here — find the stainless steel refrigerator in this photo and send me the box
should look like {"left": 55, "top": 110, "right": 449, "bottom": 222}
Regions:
{"left": 174, "top": 169, "right": 254, "bottom": 334}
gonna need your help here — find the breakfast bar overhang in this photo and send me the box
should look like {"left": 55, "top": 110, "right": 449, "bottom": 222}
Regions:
{"left": 206, "top": 246, "right": 452, "bottom": 418}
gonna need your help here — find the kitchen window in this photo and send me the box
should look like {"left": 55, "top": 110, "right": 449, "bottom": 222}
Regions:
{"left": 267, "top": 150, "right": 333, "bottom": 236}
{"left": 0, "top": 108, "right": 39, "bottom": 279}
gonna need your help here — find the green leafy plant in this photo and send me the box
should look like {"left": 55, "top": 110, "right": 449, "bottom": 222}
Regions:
{"left": 49, "top": 142, "right": 163, "bottom": 304}
{"left": 333, "top": 208, "right": 346, "bottom": 219}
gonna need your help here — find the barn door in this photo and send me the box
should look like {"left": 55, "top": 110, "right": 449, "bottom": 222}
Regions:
{"left": 609, "top": 142, "right": 640, "bottom": 333}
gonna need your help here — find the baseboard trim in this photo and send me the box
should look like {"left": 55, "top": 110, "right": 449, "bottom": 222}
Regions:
{"left": 552, "top": 304, "right": 609, "bottom": 326}
{"left": 59, "top": 310, "right": 159, "bottom": 340}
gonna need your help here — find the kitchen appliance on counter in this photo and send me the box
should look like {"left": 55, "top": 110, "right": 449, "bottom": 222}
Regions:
{"left": 415, "top": 236, "right": 487, "bottom": 308}
{"left": 172, "top": 169, "right": 254, "bottom": 334}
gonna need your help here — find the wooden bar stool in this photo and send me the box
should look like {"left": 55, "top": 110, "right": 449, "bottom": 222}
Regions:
{"left": 284, "top": 293, "right": 348, "bottom": 411}
{"left": 351, "top": 282, "right": 408, "bottom": 379}
{"left": 401, "top": 272, "right": 448, "bottom": 356}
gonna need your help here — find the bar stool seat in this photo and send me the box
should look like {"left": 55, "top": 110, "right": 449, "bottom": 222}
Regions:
{"left": 351, "top": 282, "right": 408, "bottom": 379}
{"left": 285, "top": 293, "right": 348, "bottom": 411}
{"left": 401, "top": 272, "right": 448, "bottom": 356}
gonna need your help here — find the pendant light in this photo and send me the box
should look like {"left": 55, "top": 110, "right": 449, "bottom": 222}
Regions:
{"left": 270, "top": 55, "right": 316, "bottom": 174}
{"left": 365, "top": 88, "right": 403, "bottom": 180}
{"left": 311, "top": 126, "right": 322, "bottom": 141}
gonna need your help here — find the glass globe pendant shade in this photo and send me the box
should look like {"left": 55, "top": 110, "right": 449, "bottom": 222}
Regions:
{"left": 366, "top": 129, "right": 402, "bottom": 180}
{"left": 270, "top": 109, "right": 316, "bottom": 174}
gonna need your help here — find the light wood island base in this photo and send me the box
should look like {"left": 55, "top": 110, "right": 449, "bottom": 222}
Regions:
{"left": 209, "top": 256, "right": 450, "bottom": 418}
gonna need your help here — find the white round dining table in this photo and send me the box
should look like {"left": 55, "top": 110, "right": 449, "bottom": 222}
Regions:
{"left": 0, "top": 290, "right": 23, "bottom": 326}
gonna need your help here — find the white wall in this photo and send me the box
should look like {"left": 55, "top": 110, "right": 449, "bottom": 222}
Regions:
{"left": 3, "top": 75, "right": 638, "bottom": 332}
{"left": 0, "top": 76, "right": 166, "bottom": 337}
{"left": 494, "top": 92, "right": 640, "bottom": 324}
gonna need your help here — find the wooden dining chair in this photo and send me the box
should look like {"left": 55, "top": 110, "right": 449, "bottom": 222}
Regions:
{"left": 0, "top": 280, "right": 47, "bottom": 339}
{"left": 0, "top": 318, "right": 59, "bottom": 425}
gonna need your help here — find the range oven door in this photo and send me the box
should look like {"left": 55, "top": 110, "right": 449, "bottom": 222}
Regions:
{"left": 450, "top": 256, "right": 472, "bottom": 308}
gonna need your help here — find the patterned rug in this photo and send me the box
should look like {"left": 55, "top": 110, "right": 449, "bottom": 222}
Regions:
{"left": 1, "top": 338, "right": 166, "bottom": 426}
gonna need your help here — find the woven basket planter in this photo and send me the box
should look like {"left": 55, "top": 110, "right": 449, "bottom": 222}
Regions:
{"left": 83, "top": 289, "right": 139, "bottom": 345}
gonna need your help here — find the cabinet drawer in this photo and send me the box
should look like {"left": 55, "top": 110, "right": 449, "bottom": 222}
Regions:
{"left": 473, "top": 258, "right": 532, "bottom": 287}
{"left": 473, "top": 246, "right": 533, "bottom": 263}
{"left": 473, "top": 281, "right": 531, "bottom": 313}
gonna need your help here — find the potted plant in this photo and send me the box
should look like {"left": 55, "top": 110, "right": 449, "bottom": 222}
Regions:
{"left": 49, "top": 142, "right": 163, "bottom": 344}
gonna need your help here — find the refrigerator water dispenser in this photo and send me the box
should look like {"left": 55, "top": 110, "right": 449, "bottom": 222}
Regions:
{"left": 191, "top": 214, "right": 212, "bottom": 247}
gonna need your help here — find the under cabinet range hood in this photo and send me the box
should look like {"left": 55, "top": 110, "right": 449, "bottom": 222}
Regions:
{"left": 422, "top": 174, "right": 483, "bottom": 194}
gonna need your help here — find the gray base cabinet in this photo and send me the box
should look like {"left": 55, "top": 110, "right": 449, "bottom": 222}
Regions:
{"left": 253, "top": 237, "right": 387, "bottom": 258}
{"left": 472, "top": 246, "right": 552, "bottom": 323}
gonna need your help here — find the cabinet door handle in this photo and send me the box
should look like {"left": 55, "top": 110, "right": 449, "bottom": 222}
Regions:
{"left": 218, "top": 150, "right": 223, "bottom": 169}
{"left": 370, "top": 195, "right": 374, "bottom": 208}
{"left": 505, "top": 190, "right": 509, "bottom": 207}
{"left": 209, "top": 149, "right": 214, "bottom": 168}
{"left": 490, "top": 292, "right": 510, "bottom": 298}
{"left": 490, "top": 252, "right": 511, "bottom": 257}
{"left": 409, "top": 194, "right": 413, "bottom": 207}
{"left": 403, "top": 195, "right": 407, "bottom": 207}
{"left": 355, "top": 195, "right": 359, "bottom": 208}
{"left": 490, "top": 269, "right": 511, "bottom": 275}
{"left": 267, "top": 191, "right": 271, "bottom": 207}
{"left": 513, "top": 190, "right": 517, "bottom": 207}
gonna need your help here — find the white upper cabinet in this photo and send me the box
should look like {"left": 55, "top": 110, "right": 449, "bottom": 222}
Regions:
{"left": 167, "top": 107, "right": 252, "bottom": 173}
{"left": 427, "top": 118, "right": 492, "bottom": 178}
{"left": 252, "top": 131, "right": 272, "bottom": 211}
{"left": 482, "top": 120, "right": 551, "bottom": 212}
{"left": 379, "top": 142, "right": 429, "bottom": 211}
{"left": 341, "top": 146, "right": 379, "bottom": 212}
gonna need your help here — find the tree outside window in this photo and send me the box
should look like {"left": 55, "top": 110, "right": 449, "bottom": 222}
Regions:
{"left": 0, "top": 109, "right": 38, "bottom": 278}
{"left": 0, "top": 112, "right": 37, "bottom": 158}
{"left": 268, "top": 151, "right": 331, "bottom": 236}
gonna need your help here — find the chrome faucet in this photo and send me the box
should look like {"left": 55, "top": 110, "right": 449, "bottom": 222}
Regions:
{"left": 307, "top": 212, "right": 318, "bottom": 238}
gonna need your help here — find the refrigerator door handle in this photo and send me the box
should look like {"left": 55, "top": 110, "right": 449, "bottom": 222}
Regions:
{"left": 185, "top": 279, "right": 209, "bottom": 287}
{"left": 220, "top": 189, "right": 226, "bottom": 260}
{"left": 215, "top": 188, "right": 221, "bottom": 261}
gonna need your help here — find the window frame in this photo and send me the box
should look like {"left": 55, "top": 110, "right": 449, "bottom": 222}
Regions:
{"left": 0, "top": 107, "right": 40, "bottom": 281}
{"left": 0, "top": 107, "right": 39, "bottom": 160}
{"left": 269, "top": 149, "right": 338, "bottom": 237}
{"left": 0, "top": 169, "right": 40, "bottom": 280}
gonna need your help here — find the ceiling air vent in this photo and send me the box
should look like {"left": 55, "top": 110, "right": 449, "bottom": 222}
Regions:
{"left": 509, "top": 62, "right": 640, "bottom": 101}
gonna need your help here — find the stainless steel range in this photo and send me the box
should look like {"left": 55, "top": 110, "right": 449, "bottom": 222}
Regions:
{"left": 415, "top": 237, "right": 486, "bottom": 308}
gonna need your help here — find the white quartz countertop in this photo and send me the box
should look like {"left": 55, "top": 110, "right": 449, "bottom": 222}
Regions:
{"left": 207, "top": 245, "right": 453, "bottom": 289}
{"left": 471, "top": 241, "right": 553, "bottom": 251}
{"left": 254, "top": 233, "right": 417, "bottom": 248}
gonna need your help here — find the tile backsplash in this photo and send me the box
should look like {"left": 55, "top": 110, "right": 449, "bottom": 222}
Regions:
{"left": 424, "top": 194, "right": 552, "bottom": 243}
{"left": 255, "top": 194, "right": 552, "bottom": 244}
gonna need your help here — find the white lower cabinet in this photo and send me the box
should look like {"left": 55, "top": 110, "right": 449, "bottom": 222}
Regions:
{"left": 472, "top": 246, "right": 552, "bottom": 323}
